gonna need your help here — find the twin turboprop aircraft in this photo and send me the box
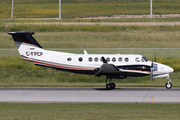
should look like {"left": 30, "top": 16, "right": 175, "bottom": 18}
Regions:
{"left": 8, "top": 32, "right": 174, "bottom": 89}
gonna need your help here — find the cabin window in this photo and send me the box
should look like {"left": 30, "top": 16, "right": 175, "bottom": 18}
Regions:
{"left": 118, "top": 57, "right": 122, "bottom": 62}
{"left": 112, "top": 57, "right": 116, "bottom": 62}
{"left": 106, "top": 57, "right": 110, "bottom": 62}
{"left": 78, "top": 57, "right": 83, "bottom": 62}
{"left": 125, "top": 57, "right": 129, "bottom": 62}
{"left": 88, "top": 57, "right": 92, "bottom": 62}
{"left": 94, "top": 57, "right": 98, "bottom": 62}
{"left": 67, "top": 58, "right": 72, "bottom": 61}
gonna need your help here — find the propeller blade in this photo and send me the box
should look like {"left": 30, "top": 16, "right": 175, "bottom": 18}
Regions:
{"left": 101, "top": 57, "right": 107, "bottom": 63}
{"left": 150, "top": 70, "right": 153, "bottom": 81}
{"left": 151, "top": 59, "right": 153, "bottom": 67}
{"left": 150, "top": 59, "right": 154, "bottom": 80}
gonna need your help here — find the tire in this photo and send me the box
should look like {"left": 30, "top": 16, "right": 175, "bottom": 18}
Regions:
{"left": 111, "top": 83, "right": 116, "bottom": 89}
{"left": 165, "top": 82, "right": 172, "bottom": 89}
{"left": 106, "top": 84, "right": 112, "bottom": 90}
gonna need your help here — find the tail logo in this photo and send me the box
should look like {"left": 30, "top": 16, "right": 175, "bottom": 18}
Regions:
{"left": 26, "top": 52, "right": 43, "bottom": 56}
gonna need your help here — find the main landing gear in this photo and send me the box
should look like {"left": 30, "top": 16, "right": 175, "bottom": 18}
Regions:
{"left": 106, "top": 78, "right": 116, "bottom": 90}
{"left": 165, "top": 76, "right": 172, "bottom": 89}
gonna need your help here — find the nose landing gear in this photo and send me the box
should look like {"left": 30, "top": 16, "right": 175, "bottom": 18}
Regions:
{"left": 106, "top": 78, "right": 116, "bottom": 90}
{"left": 165, "top": 77, "right": 172, "bottom": 89}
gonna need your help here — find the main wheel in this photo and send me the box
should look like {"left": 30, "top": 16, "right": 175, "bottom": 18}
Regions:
{"left": 111, "top": 83, "right": 116, "bottom": 89}
{"left": 165, "top": 82, "right": 172, "bottom": 89}
{"left": 106, "top": 84, "right": 112, "bottom": 90}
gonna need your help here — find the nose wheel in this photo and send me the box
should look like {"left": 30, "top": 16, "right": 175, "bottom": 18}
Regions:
{"left": 106, "top": 78, "right": 116, "bottom": 90}
{"left": 165, "top": 77, "right": 172, "bottom": 89}
{"left": 165, "top": 82, "right": 172, "bottom": 89}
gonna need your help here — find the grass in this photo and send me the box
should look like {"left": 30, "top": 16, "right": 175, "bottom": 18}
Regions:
{"left": 1, "top": 0, "right": 180, "bottom": 18}
{"left": 2, "top": 18, "right": 180, "bottom": 24}
{"left": 2, "top": 24, "right": 180, "bottom": 33}
{"left": 0, "top": 103, "right": 180, "bottom": 120}
{"left": 2, "top": 29, "right": 180, "bottom": 49}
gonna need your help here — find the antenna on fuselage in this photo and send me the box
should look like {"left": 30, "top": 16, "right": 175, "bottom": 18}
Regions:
{"left": 84, "top": 50, "right": 88, "bottom": 54}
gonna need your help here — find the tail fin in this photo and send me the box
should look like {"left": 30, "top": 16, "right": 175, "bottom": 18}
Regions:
{"left": 8, "top": 32, "right": 43, "bottom": 57}
{"left": 7, "top": 32, "right": 42, "bottom": 48}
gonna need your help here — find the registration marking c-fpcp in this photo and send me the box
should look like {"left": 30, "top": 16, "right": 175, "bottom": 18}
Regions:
{"left": 26, "top": 52, "right": 43, "bottom": 56}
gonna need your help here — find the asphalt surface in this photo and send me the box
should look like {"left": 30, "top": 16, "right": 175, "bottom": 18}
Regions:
{"left": 0, "top": 87, "right": 180, "bottom": 103}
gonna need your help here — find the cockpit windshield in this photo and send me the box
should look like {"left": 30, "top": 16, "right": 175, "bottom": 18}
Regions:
{"left": 135, "top": 56, "right": 148, "bottom": 62}
{"left": 142, "top": 56, "right": 148, "bottom": 62}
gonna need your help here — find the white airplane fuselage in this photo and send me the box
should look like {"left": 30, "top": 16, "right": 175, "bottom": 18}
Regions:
{"left": 20, "top": 42, "right": 173, "bottom": 78}
{"left": 8, "top": 32, "right": 174, "bottom": 89}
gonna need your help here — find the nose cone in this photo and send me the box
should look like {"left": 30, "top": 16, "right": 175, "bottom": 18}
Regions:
{"left": 158, "top": 63, "right": 174, "bottom": 73}
{"left": 166, "top": 66, "right": 174, "bottom": 73}
{"left": 169, "top": 67, "right": 174, "bottom": 73}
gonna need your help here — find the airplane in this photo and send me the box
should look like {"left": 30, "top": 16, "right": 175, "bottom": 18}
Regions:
{"left": 7, "top": 32, "right": 174, "bottom": 89}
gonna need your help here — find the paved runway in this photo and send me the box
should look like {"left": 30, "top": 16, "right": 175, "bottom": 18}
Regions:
{"left": 0, "top": 87, "right": 180, "bottom": 103}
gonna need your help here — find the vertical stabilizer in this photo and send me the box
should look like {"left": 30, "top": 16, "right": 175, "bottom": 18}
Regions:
{"left": 7, "top": 32, "right": 43, "bottom": 57}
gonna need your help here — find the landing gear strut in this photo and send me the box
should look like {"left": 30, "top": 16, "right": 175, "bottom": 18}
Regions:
{"left": 165, "top": 76, "right": 172, "bottom": 89}
{"left": 106, "top": 78, "right": 116, "bottom": 90}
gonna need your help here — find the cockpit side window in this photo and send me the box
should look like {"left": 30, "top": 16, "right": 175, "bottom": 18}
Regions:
{"left": 135, "top": 57, "right": 140, "bottom": 62}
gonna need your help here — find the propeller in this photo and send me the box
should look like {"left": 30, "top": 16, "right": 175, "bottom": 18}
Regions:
{"left": 150, "top": 55, "right": 158, "bottom": 80}
{"left": 150, "top": 59, "right": 153, "bottom": 80}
